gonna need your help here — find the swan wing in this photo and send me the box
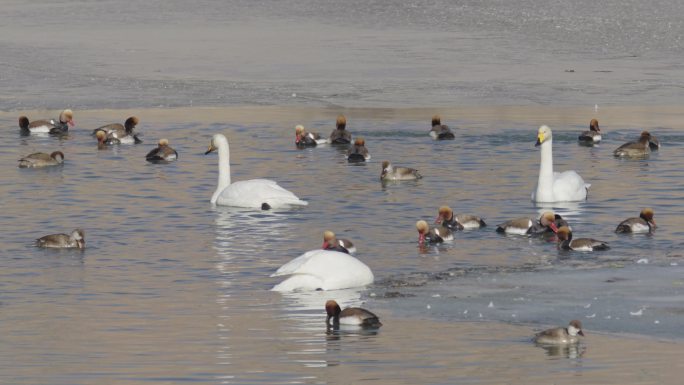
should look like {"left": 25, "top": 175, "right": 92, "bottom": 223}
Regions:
{"left": 552, "top": 171, "right": 589, "bottom": 201}
{"left": 271, "top": 249, "right": 319, "bottom": 276}
{"left": 271, "top": 275, "right": 325, "bottom": 292}
{"left": 217, "top": 179, "right": 308, "bottom": 208}
{"left": 270, "top": 250, "right": 374, "bottom": 291}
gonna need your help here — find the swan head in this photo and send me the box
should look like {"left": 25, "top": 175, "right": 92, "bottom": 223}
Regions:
{"left": 325, "top": 300, "right": 342, "bottom": 324}
{"left": 639, "top": 208, "right": 656, "bottom": 228}
{"left": 556, "top": 226, "right": 572, "bottom": 241}
{"left": 60, "top": 109, "right": 75, "bottom": 126}
{"left": 539, "top": 211, "right": 558, "bottom": 232}
{"left": 590, "top": 119, "right": 600, "bottom": 132}
{"left": 322, "top": 230, "right": 338, "bottom": 249}
{"left": 124, "top": 116, "right": 139, "bottom": 132}
{"left": 432, "top": 115, "right": 441, "bottom": 126}
{"left": 336, "top": 115, "right": 347, "bottom": 130}
{"left": 535, "top": 125, "right": 552, "bottom": 147}
{"left": 436, "top": 206, "right": 453, "bottom": 224}
{"left": 205, "top": 135, "right": 221, "bottom": 154}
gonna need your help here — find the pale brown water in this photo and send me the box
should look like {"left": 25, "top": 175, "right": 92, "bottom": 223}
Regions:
{"left": 1, "top": 106, "right": 683, "bottom": 384}
{"left": 3, "top": 0, "right": 684, "bottom": 383}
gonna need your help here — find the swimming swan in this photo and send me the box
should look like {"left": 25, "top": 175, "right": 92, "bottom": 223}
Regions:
{"left": 205, "top": 133, "right": 308, "bottom": 209}
{"left": 271, "top": 249, "right": 374, "bottom": 292}
{"left": 532, "top": 125, "right": 590, "bottom": 203}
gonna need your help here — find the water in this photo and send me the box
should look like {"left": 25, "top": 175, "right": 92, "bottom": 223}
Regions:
{"left": 1, "top": 0, "right": 684, "bottom": 109}
{"left": 2, "top": 0, "right": 684, "bottom": 384}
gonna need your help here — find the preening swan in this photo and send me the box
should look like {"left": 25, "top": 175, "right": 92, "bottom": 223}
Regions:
{"left": 271, "top": 249, "right": 374, "bottom": 291}
{"left": 532, "top": 125, "right": 590, "bottom": 203}
{"left": 205, "top": 133, "right": 308, "bottom": 209}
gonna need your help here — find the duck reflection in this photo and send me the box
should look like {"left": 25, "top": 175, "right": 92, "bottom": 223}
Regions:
{"left": 535, "top": 342, "right": 586, "bottom": 359}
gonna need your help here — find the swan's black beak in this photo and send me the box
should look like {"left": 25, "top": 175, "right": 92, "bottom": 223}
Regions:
{"left": 205, "top": 145, "right": 216, "bottom": 155}
{"left": 535, "top": 138, "right": 542, "bottom": 147}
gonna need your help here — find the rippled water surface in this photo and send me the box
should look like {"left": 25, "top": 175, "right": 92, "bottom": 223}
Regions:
{"left": 0, "top": 107, "right": 683, "bottom": 384}
{"left": 2, "top": 0, "right": 684, "bottom": 383}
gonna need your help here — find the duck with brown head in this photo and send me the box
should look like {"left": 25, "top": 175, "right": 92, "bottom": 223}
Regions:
{"left": 295, "top": 124, "right": 326, "bottom": 147}
{"left": 36, "top": 229, "right": 85, "bottom": 249}
{"left": 556, "top": 226, "right": 609, "bottom": 251}
{"left": 93, "top": 116, "right": 142, "bottom": 144}
{"left": 347, "top": 137, "right": 370, "bottom": 162}
{"left": 329, "top": 115, "right": 352, "bottom": 144}
{"left": 616, "top": 208, "right": 656, "bottom": 233}
{"left": 325, "top": 300, "right": 382, "bottom": 329}
{"left": 533, "top": 320, "right": 585, "bottom": 345}
{"left": 430, "top": 115, "right": 455, "bottom": 140}
{"left": 578, "top": 118, "right": 602, "bottom": 144}
{"left": 435, "top": 206, "right": 486, "bottom": 231}
{"left": 416, "top": 220, "right": 453, "bottom": 245}
{"left": 18, "top": 151, "right": 65, "bottom": 168}
{"left": 322, "top": 230, "right": 356, "bottom": 254}
{"left": 380, "top": 160, "right": 421, "bottom": 181}
{"left": 614, "top": 131, "right": 652, "bottom": 157}
{"left": 18, "top": 109, "right": 74, "bottom": 135}
{"left": 496, "top": 211, "right": 559, "bottom": 235}
{"left": 145, "top": 139, "right": 178, "bottom": 163}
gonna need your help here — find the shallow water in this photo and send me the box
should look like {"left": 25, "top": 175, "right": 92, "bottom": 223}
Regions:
{"left": 2, "top": 0, "right": 684, "bottom": 109}
{"left": 2, "top": 0, "right": 684, "bottom": 383}
{"left": 1, "top": 106, "right": 683, "bottom": 384}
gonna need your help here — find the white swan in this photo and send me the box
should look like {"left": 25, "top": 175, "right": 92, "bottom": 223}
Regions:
{"left": 532, "top": 125, "right": 590, "bottom": 203}
{"left": 271, "top": 249, "right": 374, "bottom": 292}
{"left": 206, "top": 133, "right": 308, "bottom": 209}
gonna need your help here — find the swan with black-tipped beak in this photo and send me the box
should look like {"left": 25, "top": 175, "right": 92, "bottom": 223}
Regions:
{"left": 205, "top": 134, "right": 307, "bottom": 210}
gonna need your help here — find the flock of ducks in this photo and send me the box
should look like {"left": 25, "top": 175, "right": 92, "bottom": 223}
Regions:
{"left": 21, "top": 110, "right": 659, "bottom": 343}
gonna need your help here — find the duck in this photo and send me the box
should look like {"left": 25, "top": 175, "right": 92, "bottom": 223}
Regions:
{"left": 145, "top": 139, "right": 178, "bottom": 163}
{"left": 347, "top": 137, "right": 370, "bottom": 162}
{"left": 18, "top": 109, "right": 74, "bottom": 135}
{"left": 615, "top": 208, "right": 656, "bottom": 234}
{"left": 556, "top": 226, "right": 609, "bottom": 251}
{"left": 429, "top": 115, "right": 455, "bottom": 140}
{"left": 295, "top": 125, "right": 326, "bottom": 147}
{"left": 533, "top": 125, "right": 590, "bottom": 203}
{"left": 416, "top": 220, "right": 453, "bottom": 245}
{"left": 325, "top": 300, "right": 382, "bottom": 329}
{"left": 533, "top": 320, "right": 585, "bottom": 345}
{"left": 329, "top": 115, "right": 352, "bottom": 144}
{"left": 380, "top": 161, "right": 421, "bottom": 181}
{"left": 322, "top": 230, "right": 356, "bottom": 254}
{"left": 270, "top": 249, "right": 374, "bottom": 291}
{"left": 18, "top": 151, "right": 65, "bottom": 168}
{"left": 578, "top": 118, "right": 602, "bottom": 144}
{"left": 205, "top": 133, "right": 308, "bottom": 209}
{"left": 95, "top": 130, "right": 119, "bottom": 149}
{"left": 613, "top": 131, "right": 652, "bottom": 157}
{"left": 93, "top": 116, "right": 142, "bottom": 144}
{"left": 435, "top": 206, "right": 486, "bottom": 231}
{"left": 496, "top": 211, "right": 559, "bottom": 235}
{"left": 36, "top": 229, "right": 85, "bottom": 249}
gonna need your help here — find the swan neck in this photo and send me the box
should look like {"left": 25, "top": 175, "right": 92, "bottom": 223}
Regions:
{"left": 213, "top": 137, "right": 231, "bottom": 203}
{"left": 536, "top": 139, "right": 554, "bottom": 198}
